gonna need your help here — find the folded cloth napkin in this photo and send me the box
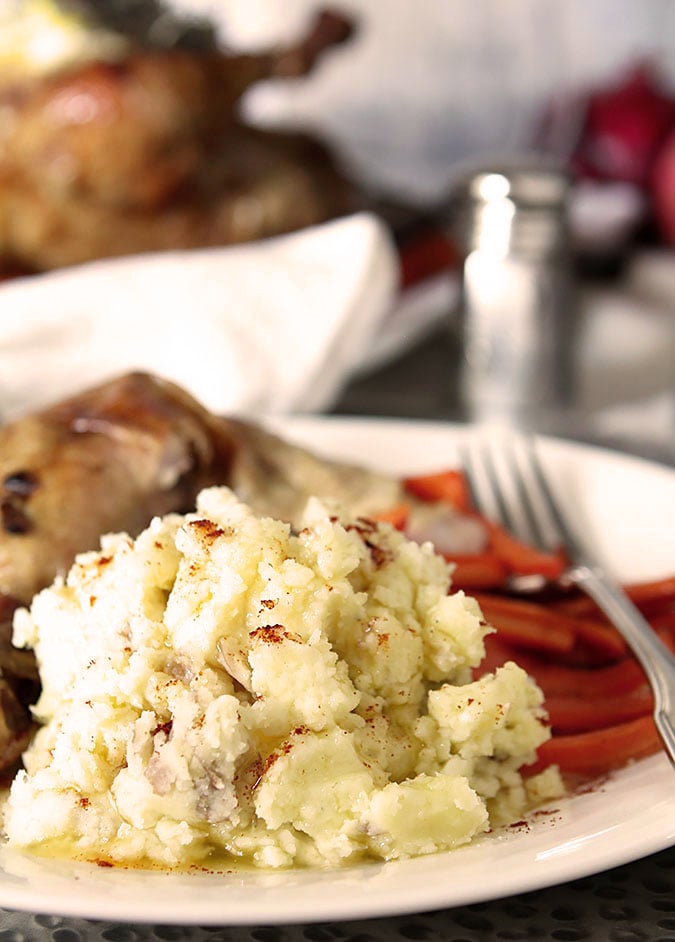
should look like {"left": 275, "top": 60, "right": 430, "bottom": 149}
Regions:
{"left": 0, "top": 213, "right": 425, "bottom": 420}
{"left": 0, "top": 206, "right": 672, "bottom": 464}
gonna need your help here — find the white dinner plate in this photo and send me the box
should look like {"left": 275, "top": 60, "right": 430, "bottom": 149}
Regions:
{"left": 0, "top": 416, "right": 674, "bottom": 926}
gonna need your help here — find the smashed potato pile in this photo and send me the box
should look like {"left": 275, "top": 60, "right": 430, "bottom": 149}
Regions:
{"left": 4, "top": 488, "right": 561, "bottom": 869}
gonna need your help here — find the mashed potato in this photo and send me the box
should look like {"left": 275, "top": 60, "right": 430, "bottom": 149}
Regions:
{"left": 4, "top": 487, "right": 561, "bottom": 869}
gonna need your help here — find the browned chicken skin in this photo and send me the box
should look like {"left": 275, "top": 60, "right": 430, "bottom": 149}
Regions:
{"left": 1, "top": 11, "right": 353, "bottom": 212}
{"left": 0, "top": 125, "right": 354, "bottom": 271}
{"left": 0, "top": 371, "right": 401, "bottom": 772}
{"left": 0, "top": 371, "right": 399, "bottom": 606}
{"left": 0, "top": 10, "right": 357, "bottom": 272}
{"left": 0, "top": 372, "right": 237, "bottom": 605}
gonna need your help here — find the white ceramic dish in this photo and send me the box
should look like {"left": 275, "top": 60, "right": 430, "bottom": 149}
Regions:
{"left": 0, "top": 416, "right": 673, "bottom": 926}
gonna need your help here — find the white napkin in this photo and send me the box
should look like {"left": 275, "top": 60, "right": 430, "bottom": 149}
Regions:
{"left": 0, "top": 207, "right": 671, "bottom": 463}
{"left": 0, "top": 213, "right": 409, "bottom": 420}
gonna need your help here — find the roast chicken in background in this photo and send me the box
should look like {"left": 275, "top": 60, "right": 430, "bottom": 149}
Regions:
{"left": 0, "top": 6, "right": 357, "bottom": 273}
{"left": 0, "top": 372, "right": 403, "bottom": 775}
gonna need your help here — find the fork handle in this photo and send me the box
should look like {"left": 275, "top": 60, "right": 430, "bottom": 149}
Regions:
{"left": 571, "top": 564, "right": 675, "bottom": 768}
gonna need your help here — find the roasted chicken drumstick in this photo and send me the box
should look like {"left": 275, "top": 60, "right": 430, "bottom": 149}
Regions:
{"left": 0, "top": 372, "right": 401, "bottom": 772}
{"left": 0, "top": 10, "right": 356, "bottom": 272}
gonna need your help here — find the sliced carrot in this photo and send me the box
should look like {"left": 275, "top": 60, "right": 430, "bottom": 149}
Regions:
{"left": 473, "top": 593, "right": 575, "bottom": 655}
{"left": 545, "top": 689, "right": 653, "bottom": 734}
{"left": 484, "top": 612, "right": 574, "bottom": 655}
{"left": 485, "top": 521, "right": 566, "bottom": 580}
{"left": 370, "top": 503, "right": 410, "bottom": 530}
{"left": 477, "top": 632, "right": 647, "bottom": 698}
{"left": 526, "top": 657, "right": 647, "bottom": 699}
{"left": 403, "top": 470, "right": 471, "bottom": 512}
{"left": 535, "top": 626, "right": 673, "bottom": 692}
{"left": 556, "top": 577, "right": 675, "bottom": 620}
{"left": 653, "top": 615, "right": 675, "bottom": 639}
{"left": 475, "top": 592, "right": 630, "bottom": 662}
{"left": 567, "top": 617, "right": 627, "bottom": 660}
{"left": 529, "top": 715, "right": 663, "bottom": 777}
{"left": 445, "top": 552, "right": 508, "bottom": 590}
{"left": 624, "top": 576, "right": 675, "bottom": 611}
{"left": 550, "top": 602, "right": 673, "bottom": 666}
{"left": 474, "top": 635, "right": 520, "bottom": 678}
{"left": 554, "top": 595, "right": 603, "bottom": 619}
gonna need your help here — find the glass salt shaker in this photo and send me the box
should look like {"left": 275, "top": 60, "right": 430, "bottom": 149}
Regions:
{"left": 448, "top": 160, "right": 577, "bottom": 429}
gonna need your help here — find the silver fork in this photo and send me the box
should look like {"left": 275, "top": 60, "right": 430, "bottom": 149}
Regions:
{"left": 460, "top": 432, "right": 675, "bottom": 769}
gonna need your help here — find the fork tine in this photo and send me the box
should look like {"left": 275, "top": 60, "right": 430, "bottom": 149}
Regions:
{"left": 460, "top": 438, "right": 505, "bottom": 526}
{"left": 506, "top": 437, "right": 562, "bottom": 552}
{"left": 458, "top": 441, "right": 500, "bottom": 522}
{"left": 523, "top": 437, "right": 585, "bottom": 560}
{"left": 462, "top": 435, "right": 543, "bottom": 549}
{"left": 480, "top": 440, "right": 525, "bottom": 540}
{"left": 501, "top": 438, "right": 541, "bottom": 546}
{"left": 457, "top": 442, "right": 480, "bottom": 513}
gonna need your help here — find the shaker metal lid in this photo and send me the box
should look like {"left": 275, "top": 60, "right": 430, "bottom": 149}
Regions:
{"left": 453, "top": 156, "right": 571, "bottom": 207}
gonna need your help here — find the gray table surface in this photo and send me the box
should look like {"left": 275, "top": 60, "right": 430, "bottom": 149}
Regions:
{"left": 1, "top": 327, "right": 673, "bottom": 940}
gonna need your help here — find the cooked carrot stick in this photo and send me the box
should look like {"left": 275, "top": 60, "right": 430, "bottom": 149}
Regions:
{"left": 524, "top": 657, "right": 647, "bottom": 699}
{"left": 484, "top": 521, "right": 567, "bottom": 580}
{"left": 446, "top": 552, "right": 508, "bottom": 590}
{"left": 554, "top": 598, "right": 598, "bottom": 619}
{"left": 556, "top": 576, "right": 675, "bottom": 620}
{"left": 475, "top": 636, "right": 519, "bottom": 677}
{"left": 478, "top": 633, "right": 647, "bottom": 698}
{"left": 370, "top": 503, "right": 410, "bottom": 530}
{"left": 492, "top": 613, "right": 575, "bottom": 655}
{"left": 474, "top": 592, "right": 631, "bottom": 661}
{"left": 652, "top": 616, "right": 675, "bottom": 642}
{"left": 545, "top": 689, "right": 653, "bottom": 734}
{"left": 473, "top": 593, "right": 575, "bottom": 655}
{"left": 529, "top": 715, "right": 663, "bottom": 777}
{"left": 566, "top": 617, "right": 627, "bottom": 660}
{"left": 403, "top": 470, "right": 471, "bottom": 512}
{"left": 624, "top": 577, "right": 675, "bottom": 611}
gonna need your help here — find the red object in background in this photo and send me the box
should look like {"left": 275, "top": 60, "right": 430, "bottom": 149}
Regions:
{"left": 572, "top": 62, "right": 675, "bottom": 188}
{"left": 652, "top": 126, "right": 675, "bottom": 246}
{"left": 397, "top": 227, "right": 459, "bottom": 288}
